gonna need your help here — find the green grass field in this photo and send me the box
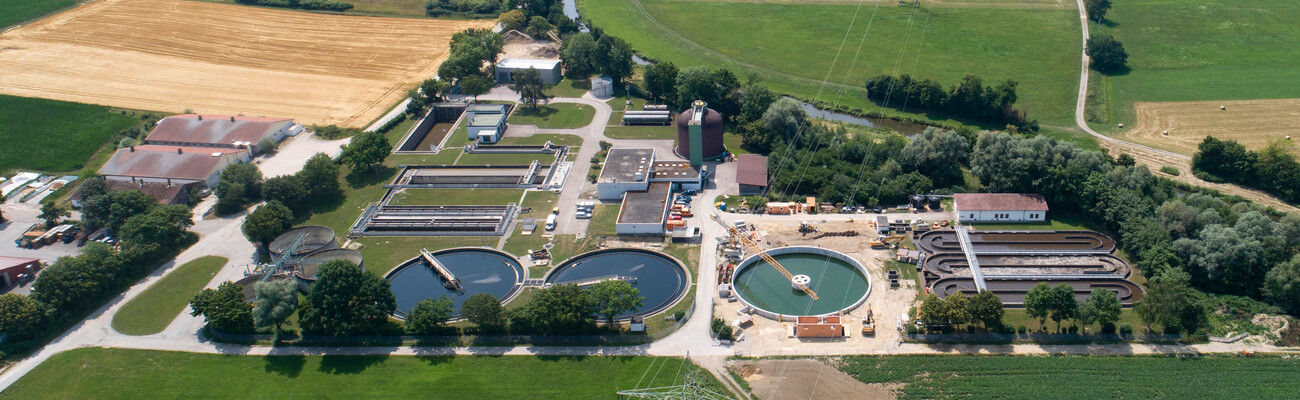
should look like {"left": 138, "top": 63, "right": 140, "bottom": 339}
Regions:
{"left": 582, "top": 0, "right": 1081, "bottom": 126}
{"left": 357, "top": 236, "right": 498, "bottom": 275}
{"left": 0, "top": 95, "right": 143, "bottom": 174}
{"left": 388, "top": 188, "right": 525, "bottom": 206}
{"left": 550, "top": 78, "right": 593, "bottom": 98}
{"left": 841, "top": 355, "right": 1300, "bottom": 398}
{"left": 507, "top": 103, "right": 598, "bottom": 129}
{"left": 493, "top": 133, "right": 584, "bottom": 147}
{"left": 1, "top": 348, "right": 725, "bottom": 399}
{"left": 1, "top": 0, "right": 78, "bottom": 28}
{"left": 604, "top": 125, "right": 676, "bottom": 140}
{"left": 1089, "top": 0, "right": 1300, "bottom": 131}
{"left": 110, "top": 256, "right": 229, "bottom": 336}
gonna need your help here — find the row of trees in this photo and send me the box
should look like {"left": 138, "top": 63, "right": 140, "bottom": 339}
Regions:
{"left": 917, "top": 290, "right": 1004, "bottom": 331}
{"left": 862, "top": 74, "right": 1036, "bottom": 130}
{"left": 559, "top": 31, "right": 635, "bottom": 84}
{"left": 1193, "top": 136, "right": 1300, "bottom": 205}
{"left": 1024, "top": 284, "right": 1122, "bottom": 333}
{"left": 1, "top": 183, "right": 196, "bottom": 354}
{"left": 235, "top": 0, "right": 353, "bottom": 12}
{"left": 191, "top": 260, "right": 646, "bottom": 337}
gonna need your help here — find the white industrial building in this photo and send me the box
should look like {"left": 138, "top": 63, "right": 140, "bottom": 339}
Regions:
{"left": 463, "top": 103, "right": 510, "bottom": 144}
{"left": 953, "top": 193, "right": 1049, "bottom": 223}
{"left": 596, "top": 148, "right": 707, "bottom": 235}
{"left": 495, "top": 59, "right": 562, "bottom": 85}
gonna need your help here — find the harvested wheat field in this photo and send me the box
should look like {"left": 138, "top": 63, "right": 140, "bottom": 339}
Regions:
{"left": 1119, "top": 99, "right": 1300, "bottom": 156}
{"left": 0, "top": 0, "right": 492, "bottom": 127}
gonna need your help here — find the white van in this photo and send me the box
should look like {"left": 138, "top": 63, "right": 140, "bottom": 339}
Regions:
{"left": 545, "top": 214, "right": 558, "bottom": 231}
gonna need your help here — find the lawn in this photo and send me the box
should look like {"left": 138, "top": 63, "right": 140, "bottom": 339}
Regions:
{"left": 1001, "top": 308, "right": 1144, "bottom": 334}
{"left": 550, "top": 78, "right": 593, "bottom": 98}
{"left": 110, "top": 256, "right": 229, "bottom": 336}
{"left": 1, "top": 348, "right": 726, "bottom": 399}
{"left": 603, "top": 125, "right": 676, "bottom": 140}
{"left": 388, "top": 188, "right": 525, "bottom": 206}
{"left": 583, "top": 0, "right": 1081, "bottom": 126}
{"left": 507, "top": 103, "right": 597, "bottom": 129}
{"left": 302, "top": 165, "right": 398, "bottom": 235}
{"left": 493, "top": 133, "right": 584, "bottom": 147}
{"left": 1, "top": 0, "right": 79, "bottom": 28}
{"left": 518, "top": 190, "right": 560, "bottom": 218}
{"left": 840, "top": 354, "right": 1300, "bottom": 398}
{"left": 1088, "top": 0, "right": 1300, "bottom": 131}
{"left": 965, "top": 213, "right": 1092, "bottom": 231}
{"left": 455, "top": 152, "right": 556, "bottom": 165}
{"left": 588, "top": 204, "right": 621, "bottom": 236}
{"left": 0, "top": 95, "right": 144, "bottom": 174}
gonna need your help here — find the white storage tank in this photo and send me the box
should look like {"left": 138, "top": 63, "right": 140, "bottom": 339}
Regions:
{"left": 592, "top": 75, "right": 614, "bottom": 98}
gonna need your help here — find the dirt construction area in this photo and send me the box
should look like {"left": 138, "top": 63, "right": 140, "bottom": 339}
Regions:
{"left": 0, "top": 0, "right": 491, "bottom": 127}
{"left": 730, "top": 359, "right": 898, "bottom": 400}
{"left": 1120, "top": 99, "right": 1300, "bottom": 157}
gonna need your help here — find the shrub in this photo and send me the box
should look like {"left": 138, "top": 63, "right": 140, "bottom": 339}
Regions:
{"left": 1160, "top": 166, "right": 1180, "bottom": 176}
{"left": 1101, "top": 322, "right": 1117, "bottom": 334}
{"left": 312, "top": 124, "right": 361, "bottom": 140}
{"left": 711, "top": 318, "right": 735, "bottom": 341}
{"left": 1119, "top": 323, "right": 1134, "bottom": 335}
{"left": 1017, "top": 325, "right": 1027, "bottom": 334}
{"left": 672, "top": 310, "right": 685, "bottom": 321}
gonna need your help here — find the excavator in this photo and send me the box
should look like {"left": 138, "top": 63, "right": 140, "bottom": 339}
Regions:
{"left": 711, "top": 213, "right": 819, "bottom": 300}
{"left": 870, "top": 235, "right": 904, "bottom": 249}
{"left": 798, "top": 221, "right": 817, "bottom": 235}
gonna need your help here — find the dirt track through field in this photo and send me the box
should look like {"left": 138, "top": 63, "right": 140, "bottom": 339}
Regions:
{"left": 1121, "top": 99, "right": 1300, "bottom": 156}
{"left": 0, "top": 0, "right": 491, "bottom": 127}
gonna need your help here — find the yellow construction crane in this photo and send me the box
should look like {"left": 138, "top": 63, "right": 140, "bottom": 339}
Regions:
{"left": 711, "top": 213, "right": 819, "bottom": 300}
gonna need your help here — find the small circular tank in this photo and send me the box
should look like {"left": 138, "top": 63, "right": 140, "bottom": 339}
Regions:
{"left": 675, "top": 100, "right": 726, "bottom": 160}
{"left": 235, "top": 273, "right": 294, "bottom": 302}
{"left": 268, "top": 226, "right": 336, "bottom": 258}
{"left": 295, "top": 248, "right": 363, "bottom": 293}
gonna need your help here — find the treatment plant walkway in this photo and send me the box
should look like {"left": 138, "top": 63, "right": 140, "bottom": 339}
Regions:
{"left": 1069, "top": 0, "right": 1299, "bottom": 214}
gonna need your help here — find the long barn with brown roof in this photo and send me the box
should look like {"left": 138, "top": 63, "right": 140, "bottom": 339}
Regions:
{"left": 953, "top": 193, "right": 1049, "bottom": 223}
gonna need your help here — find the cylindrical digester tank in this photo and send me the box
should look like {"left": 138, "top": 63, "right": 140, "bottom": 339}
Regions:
{"left": 268, "top": 225, "right": 336, "bottom": 258}
{"left": 675, "top": 101, "right": 726, "bottom": 161}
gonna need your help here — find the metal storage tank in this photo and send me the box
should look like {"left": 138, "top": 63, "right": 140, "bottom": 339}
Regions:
{"left": 268, "top": 226, "right": 336, "bottom": 258}
{"left": 675, "top": 100, "right": 725, "bottom": 166}
{"left": 294, "top": 248, "right": 364, "bottom": 293}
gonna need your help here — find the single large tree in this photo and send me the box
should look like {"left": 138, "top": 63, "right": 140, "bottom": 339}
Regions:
{"left": 1086, "top": 33, "right": 1128, "bottom": 73}
{"left": 945, "top": 292, "right": 972, "bottom": 327}
{"left": 299, "top": 260, "right": 396, "bottom": 336}
{"left": 497, "top": 10, "right": 526, "bottom": 31}
{"left": 593, "top": 35, "right": 634, "bottom": 84}
{"left": 38, "top": 201, "right": 69, "bottom": 228}
{"left": 460, "top": 293, "right": 506, "bottom": 332}
{"left": 642, "top": 61, "right": 679, "bottom": 105}
{"left": 0, "top": 293, "right": 48, "bottom": 340}
{"left": 298, "top": 153, "right": 340, "bottom": 199}
{"left": 1084, "top": 0, "right": 1112, "bottom": 22}
{"left": 968, "top": 290, "right": 1004, "bottom": 329}
{"left": 1135, "top": 268, "right": 1205, "bottom": 334}
{"left": 1048, "top": 284, "right": 1078, "bottom": 332}
{"left": 737, "top": 83, "right": 776, "bottom": 123}
{"left": 525, "top": 16, "right": 554, "bottom": 38}
{"left": 261, "top": 175, "right": 308, "bottom": 212}
{"left": 1078, "top": 288, "right": 1122, "bottom": 332}
{"left": 252, "top": 279, "right": 299, "bottom": 339}
{"left": 588, "top": 280, "right": 644, "bottom": 326}
{"left": 560, "top": 32, "right": 598, "bottom": 79}
{"left": 338, "top": 131, "right": 391, "bottom": 173}
{"left": 918, "top": 293, "right": 950, "bottom": 326}
{"left": 119, "top": 204, "right": 194, "bottom": 250}
{"left": 404, "top": 295, "right": 455, "bottom": 335}
{"left": 512, "top": 67, "right": 553, "bottom": 109}
{"left": 510, "top": 284, "right": 595, "bottom": 335}
{"left": 763, "top": 97, "right": 808, "bottom": 141}
{"left": 458, "top": 74, "right": 496, "bottom": 101}
{"left": 191, "top": 281, "right": 255, "bottom": 334}
{"left": 82, "top": 189, "right": 157, "bottom": 232}
{"left": 1023, "top": 282, "right": 1053, "bottom": 330}
{"left": 215, "top": 162, "right": 264, "bottom": 215}
{"left": 242, "top": 201, "right": 293, "bottom": 248}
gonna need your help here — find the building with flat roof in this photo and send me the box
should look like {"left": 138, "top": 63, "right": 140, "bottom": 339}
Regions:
{"left": 463, "top": 103, "right": 510, "bottom": 144}
{"left": 736, "top": 154, "right": 768, "bottom": 195}
{"left": 495, "top": 58, "right": 562, "bottom": 84}
{"left": 598, "top": 148, "right": 656, "bottom": 200}
{"left": 953, "top": 193, "right": 1049, "bottom": 223}
{"left": 98, "top": 145, "right": 249, "bottom": 187}
{"left": 0, "top": 256, "right": 41, "bottom": 289}
{"left": 617, "top": 182, "right": 672, "bottom": 234}
{"left": 144, "top": 114, "right": 296, "bottom": 154}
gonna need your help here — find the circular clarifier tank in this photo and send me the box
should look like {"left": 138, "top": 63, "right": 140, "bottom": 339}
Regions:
{"left": 731, "top": 246, "right": 871, "bottom": 319}
{"left": 546, "top": 249, "right": 690, "bottom": 320}
{"left": 385, "top": 248, "right": 524, "bottom": 318}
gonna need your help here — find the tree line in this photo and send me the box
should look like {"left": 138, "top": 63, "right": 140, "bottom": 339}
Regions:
{"left": 863, "top": 73, "right": 1037, "bottom": 131}
{"left": 1193, "top": 136, "right": 1300, "bottom": 205}
{"left": 235, "top": 0, "right": 353, "bottom": 12}
{"left": 0, "top": 179, "right": 196, "bottom": 356}
{"left": 190, "top": 260, "right": 647, "bottom": 338}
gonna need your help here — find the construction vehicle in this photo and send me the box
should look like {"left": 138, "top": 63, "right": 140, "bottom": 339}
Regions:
{"left": 798, "top": 221, "right": 817, "bottom": 234}
{"left": 870, "top": 235, "right": 904, "bottom": 249}
{"left": 862, "top": 306, "right": 876, "bottom": 336}
{"left": 711, "top": 213, "right": 819, "bottom": 300}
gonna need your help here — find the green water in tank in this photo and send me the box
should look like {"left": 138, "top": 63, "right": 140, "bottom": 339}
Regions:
{"left": 732, "top": 252, "right": 869, "bottom": 316}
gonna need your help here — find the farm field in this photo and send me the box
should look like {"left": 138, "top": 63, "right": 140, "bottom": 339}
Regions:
{"left": 0, "top": 0, "right": 492, "bottom": 127}
{"left": 1114, "top": 99, "right": 1300, "bottom": 157}
{"left": 0, "top": 0, "right": 79, "bottom": 28}
{"left": 582, "top": 0, "right": 1080, "bottom": 126}
{"left": 839, "top": 355, "right": 1300, "bottom": 398}
{"left": 111, "top": 256, "right": 230, "bottom": 336}
{"left": 1089, "top": 0, "right": 1300, "bottom": 133}
{"left": 0, "top": 95, "right": 142, "bottom": 174}
{"left": 0, "top": 348, "right": 724, "bottom": 399}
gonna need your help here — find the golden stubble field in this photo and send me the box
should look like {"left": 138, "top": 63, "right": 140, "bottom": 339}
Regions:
{"left": 0, "top": 0, "right": 492, "bottom": 127}
{"left": 1119, "top": 99, "right": 1300, "bottom": 156}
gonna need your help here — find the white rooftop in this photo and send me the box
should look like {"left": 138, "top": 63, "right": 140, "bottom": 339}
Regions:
{"left": 496, "top": 58, "right": 562, "bottom": 70}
